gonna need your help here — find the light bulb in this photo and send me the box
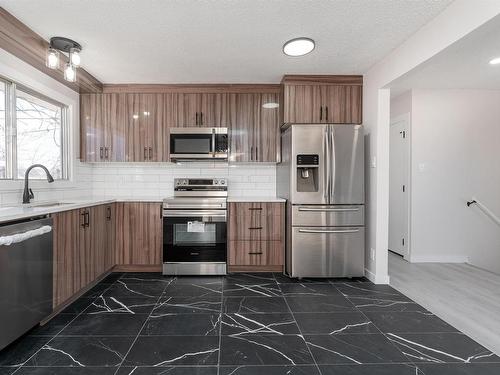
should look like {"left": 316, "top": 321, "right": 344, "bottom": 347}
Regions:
{"left": 64, "top": 63, "right": 76, "bottom": 82}
{"left": 70, "top": 48, "right": 81, "bottom": 67}
{"left": 46, "top": 48, "right": 60, "bottom": 69}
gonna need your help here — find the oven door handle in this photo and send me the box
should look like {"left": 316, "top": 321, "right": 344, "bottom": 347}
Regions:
{"left": 163, "top": 210, "right": 227, "bottom": 218}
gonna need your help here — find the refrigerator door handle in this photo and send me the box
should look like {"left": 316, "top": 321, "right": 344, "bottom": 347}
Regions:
{"left": 298, "top": 229, "right": 360, "bottom": 234}
{"left": 324, "top": 126, "right": 330, "bottom": 202}
{"left": 330, "top": 126, "right": 336, "bottom": 202}
{"left": 298, "top": 207, "right": 360, "bottom": 212}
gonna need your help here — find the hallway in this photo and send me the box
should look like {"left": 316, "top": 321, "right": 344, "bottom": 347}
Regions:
{"left": 389, "top": 253, "right": 500, "bottom": 356}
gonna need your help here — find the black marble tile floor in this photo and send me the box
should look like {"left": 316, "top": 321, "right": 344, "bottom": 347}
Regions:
{"left": 1, "top": 272, "right": 499, "bottom": 375}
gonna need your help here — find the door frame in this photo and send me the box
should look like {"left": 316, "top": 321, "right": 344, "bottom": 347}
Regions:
{"left": 389, "top": 112, "right": 412, "bottom": 261}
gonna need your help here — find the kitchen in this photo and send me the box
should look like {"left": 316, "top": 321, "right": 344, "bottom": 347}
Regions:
{"left": 1, "top": 1, "right": 500, "bottom": 374}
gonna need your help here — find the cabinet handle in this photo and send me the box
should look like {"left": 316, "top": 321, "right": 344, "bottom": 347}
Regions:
{"left": 84, "top": 210, "right": 90, "bottom": 228}
{"left": 99, "top": 147, "right": 104, "bottom": 160}
{"left": 81, "top": 211, "right": 86, "bottom": 228}
{"left": 248, "top": 252, "right": 263, "bottom": 255}
{"left": 248, "top": 207, "right": 262, "bottom": 211}
{"left": 105, "top": 147, "right": 109, "bottom": 160}
{"left": 144, "top": 147, "right": 148, "bottom": 160}
{"left": 326, "top": 106, "right": 329, "bottom": 122}
{"left": 250, "top": 146, "right": 254, "bottom": 161}
{"left": 106, "top": 206, "right": 111, "bottom": 221}
{"left": 149, "top": 147, "right": 153, "bottom": 160}
{"left": 195, "top": 112, "right": 199, "bottom": 125}
{"left": 255, "top": 146, "right": 258, "bottom": 161}
{"left": 200, "top": 112, "right": 203, "bottom": 125}
{"left": 248, "top": 227, "right": 263, "bottom": 230}
{"left": 320, "top": 106, "right": 323, "bottom": 121}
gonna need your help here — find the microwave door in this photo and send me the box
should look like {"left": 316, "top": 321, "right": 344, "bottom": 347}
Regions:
{"left": 329, "top": 125, "right": 364, "bottom": 204}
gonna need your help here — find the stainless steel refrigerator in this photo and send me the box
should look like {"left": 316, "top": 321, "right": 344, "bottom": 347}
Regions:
{"left": 277, "top": 124, "right": 365, "bottom": 278}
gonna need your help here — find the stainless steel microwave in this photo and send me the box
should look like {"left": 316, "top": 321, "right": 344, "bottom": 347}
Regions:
{"left": 169, "top": 127, "right": 228, "bottom": 162}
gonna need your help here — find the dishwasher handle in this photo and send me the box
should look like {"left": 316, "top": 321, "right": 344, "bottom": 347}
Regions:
{"left": 0, "top": 225, "right": 52, "bottom": 246}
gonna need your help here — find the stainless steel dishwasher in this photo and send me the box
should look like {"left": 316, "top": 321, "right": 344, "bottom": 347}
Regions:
{"left": 0, "top": 216, "right": 53, "bottom": 350}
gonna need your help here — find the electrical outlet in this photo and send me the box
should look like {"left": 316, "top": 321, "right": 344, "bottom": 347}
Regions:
{"left": 370, "top": 248, "right": 375, "bottom": 261}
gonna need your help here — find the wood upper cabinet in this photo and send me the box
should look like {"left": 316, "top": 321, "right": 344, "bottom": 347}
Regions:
{"left": 80, "top": 93, "right": 104, "bottom": 162}
{"left": 124, "top": 93, "right": 166, "bottom": 162}
{"left": 281, "top": 75, "right": 363, "bottom": 125}
{"left": 115, "top": 202, "right": 163, "bottom": 266}
{"left": 177, "top": 93, "right": 230, "bottom": 127}
{"left": 229, "top": 92, "right": 280, "bottom": 162}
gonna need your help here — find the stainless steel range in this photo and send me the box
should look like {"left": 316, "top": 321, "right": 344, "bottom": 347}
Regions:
{"left": 162, "top": 178, "right": 227, "bottom": 275}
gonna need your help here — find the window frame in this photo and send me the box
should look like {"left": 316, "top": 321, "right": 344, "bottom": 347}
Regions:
{"left": 0, "top": 75, "right": 69, "bottom": 180}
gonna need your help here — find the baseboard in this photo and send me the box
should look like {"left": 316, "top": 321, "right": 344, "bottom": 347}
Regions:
{"left": 365, "top": 268, "right": 390, "bottom": 284}
{"left": 228, "top": 265, "right": 283, "bottom": 273}
{"left": 409, "top": 255, "right": 469, "bottom": 263}
{"left": 113, "top": 264, "right": 162, "bottom": 272}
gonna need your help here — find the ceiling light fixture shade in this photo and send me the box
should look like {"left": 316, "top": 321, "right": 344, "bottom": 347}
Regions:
{"left": 46, "top": 47, "right": 60, "bottom": 69}
{"left": 64, "top": 62, "right": 76, "bottom": 82}
{"left": 489, "top": 57, "right": 500, "bottom": 65}
{"left": 283, "top": 37, "right": 315, "bottom": 56}
{"left": 70, "top": 48, "right": 81, "bottom": 67}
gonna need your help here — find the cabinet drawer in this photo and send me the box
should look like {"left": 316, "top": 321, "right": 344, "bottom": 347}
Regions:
{"left": 229, "top": 240, "right": 283, "bottom": 266}
{"left": 229, "top": 202, "right": 283, "bottom": 217}
{"left": 229, "top": 213, "right": 283, "bottom": 241}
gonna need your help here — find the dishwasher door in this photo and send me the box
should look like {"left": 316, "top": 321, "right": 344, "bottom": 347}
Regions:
{"left": 0, "top": 216, "right": 53, "bottom": 350}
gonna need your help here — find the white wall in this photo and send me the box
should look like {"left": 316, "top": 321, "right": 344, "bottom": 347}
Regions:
{"left": 407, "top": 89, "right": 500, "bottom": 273}
{"left": 91, "top": 163, "right": 277, "bottom": 199}
{"left": 0, "top": 49, "right": 93, "bottom": 205}
{"left": 363, "top": 1, "right": 500, "bottom": 283}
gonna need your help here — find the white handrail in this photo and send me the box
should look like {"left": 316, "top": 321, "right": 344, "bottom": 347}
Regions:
{"left": 467, "top": 198, "right": 500, "bottom": 227}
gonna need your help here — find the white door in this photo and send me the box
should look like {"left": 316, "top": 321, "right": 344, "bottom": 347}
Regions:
{"left": 389, "top": 114, "right": 410, "bottom": 258}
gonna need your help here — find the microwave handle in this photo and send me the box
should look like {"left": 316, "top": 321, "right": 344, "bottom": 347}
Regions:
{"left": 212, "top": 128, "right": 216, "bottom": 158}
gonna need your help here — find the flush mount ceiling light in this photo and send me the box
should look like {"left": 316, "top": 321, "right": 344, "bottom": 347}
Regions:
{"left": 489, "top": 56, "right": 500, "bottom": 65}
{"left": 262, "top": 102, "right": 279, "bottom": 109}
{"left": 46, "top": 37, "right": 82, "bottom": 82}
{"left": 283, "top": 37, "right": 315, "bottom": 57}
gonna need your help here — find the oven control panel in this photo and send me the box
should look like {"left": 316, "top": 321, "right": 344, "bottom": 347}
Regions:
{"left": 174, "top": 178, "right": 228, "bottom": 189}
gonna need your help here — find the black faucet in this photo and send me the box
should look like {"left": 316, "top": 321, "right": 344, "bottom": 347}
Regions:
{"left": 23, "top": 164, "right": 55, "bottom": 204}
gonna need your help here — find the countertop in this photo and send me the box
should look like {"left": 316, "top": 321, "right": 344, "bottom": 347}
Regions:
{"left": 226, "top": 196, "right": 286, "bottom": 203}
{"left": 0, "top": 196, "right": 286, "bottom": 224}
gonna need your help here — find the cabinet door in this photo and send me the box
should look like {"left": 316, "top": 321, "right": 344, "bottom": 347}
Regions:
{"left": 255, "top": 93, "right": 279, "bottom": 162}
{"left": 325, "top": 85, "right": 346, "bottom": 123}
{"left": 104, "top": 204, "right": 116, "bottom": 272}
{"left": 141, "top": 93, "right": 164, "bottom": 162}
{"left": 162, "top": 93, "right": 179, "bottom": 161}
{"left": 178, "top": 93, "right": 199, "bottom": 127}
{"left": 282, "top": 85, "right": 322, "bottom": 124}
{"left": 123, "top": 93, "right": 147, "bottom": 161}
{"left": 229, "top": 93, "right": 255, "bottom": 162}
{"left": 115, "top": 202, "right": 163, "bottom": 265}
{"left": 199, "top": 93, "right": 231, "bottom": 127}
{"left": 80, "top": 94, "right": 105, "bottom": 161}
{"left": 103, "top": 93, "right": 126, "bottom": 161}
{"left": 90, "top": 205, "right": 107, "bottom": 280}
{"left": 345, "top": 85, "right": 362, "bottom": 124}
{"left": 52, "top": 209, "right": 81, "bottom": 308}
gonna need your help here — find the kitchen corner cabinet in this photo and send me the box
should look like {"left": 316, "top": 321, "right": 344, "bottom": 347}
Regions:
{"left": 115, "top": 202, "right": 163, "bottom": 267}
{"left": 228, "top": 202, "right": 284, "bottom": 272}
{"left": 52, "top": 203, "right": 115, "bottom": 308}
{"left": 281, "top": 75, "right": 363, "bottom": 125}
{"left": 229, "top": 92, "right": 280, "bottom": 162}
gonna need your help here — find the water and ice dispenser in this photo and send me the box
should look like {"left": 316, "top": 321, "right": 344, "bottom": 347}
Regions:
{"left": 296, "top": 154, "right": 319, "bottom": 192}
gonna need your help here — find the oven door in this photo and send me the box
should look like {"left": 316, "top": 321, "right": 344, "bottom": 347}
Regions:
{"left": 163, "top": 210, "right": 227, "bottom": 263}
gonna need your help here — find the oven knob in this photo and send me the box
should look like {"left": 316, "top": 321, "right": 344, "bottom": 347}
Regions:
{"left": 183, "top": 180, "right": 187, "bottom": 185}
{"left": 214, "top": 180, "right": 218, "bottom": 185}
{"left": 220, "top": 180, "right": 226, "bottom": 185}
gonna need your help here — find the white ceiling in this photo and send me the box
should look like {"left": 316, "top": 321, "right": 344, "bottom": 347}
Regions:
{"left": 0, "top": 0, "right": 453, "bottom": 84}
{"left": 389, "top": 13, "right": 500, "bottom": 94}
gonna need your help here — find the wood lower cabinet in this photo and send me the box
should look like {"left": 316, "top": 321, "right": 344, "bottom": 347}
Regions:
{"left": 281, "top": 75, "right": 363, "bottom": 125}
{"left": 115, "top": 202, "right": 163, "bottom": 268}
{"left": 228, "top": 202, "right": 284, "bottom": 272}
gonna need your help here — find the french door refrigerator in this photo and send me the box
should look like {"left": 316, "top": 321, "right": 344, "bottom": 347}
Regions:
{"left": 277, "top": 124, "right": 365, "bottom": 278}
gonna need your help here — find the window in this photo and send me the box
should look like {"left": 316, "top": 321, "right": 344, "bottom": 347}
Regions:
{"left": 0, "top": 77, "right": 68, "bottom": 180}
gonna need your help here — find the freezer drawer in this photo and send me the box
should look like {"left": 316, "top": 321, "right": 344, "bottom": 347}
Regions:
{"left": 288, "top": 226, "right": 364, "bottom": 278}
{"left": 292, "top": 205, "right": 364, "bottom": 227}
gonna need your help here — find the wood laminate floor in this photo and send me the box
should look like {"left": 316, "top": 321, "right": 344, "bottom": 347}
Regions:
{"left": 389, "top": 252, "right": 500, "bottom": 356}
